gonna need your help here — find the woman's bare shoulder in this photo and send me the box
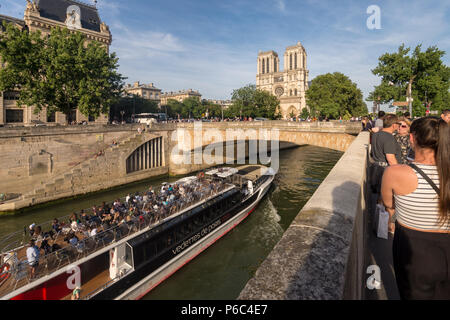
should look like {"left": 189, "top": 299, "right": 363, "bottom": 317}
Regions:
{"left": 384, "top": 164, "right": 418, "bottom": 194}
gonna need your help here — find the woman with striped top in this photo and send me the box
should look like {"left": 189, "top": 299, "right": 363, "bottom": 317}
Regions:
{"left": 381, "top": 117, "right": 449, "bottom": 299}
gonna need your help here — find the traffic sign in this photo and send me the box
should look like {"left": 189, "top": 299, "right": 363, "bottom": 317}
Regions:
{"left": 393, "top": 102, "right": 409, "bottom": 107}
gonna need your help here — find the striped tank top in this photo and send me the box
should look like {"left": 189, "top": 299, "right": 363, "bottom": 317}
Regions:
{"left": 395, "top": 163, "right": 448, "bottom": 232}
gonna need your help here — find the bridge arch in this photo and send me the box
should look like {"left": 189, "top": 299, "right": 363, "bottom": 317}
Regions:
{"left": 125, "top": 136, "right": 164, "bottom": 174}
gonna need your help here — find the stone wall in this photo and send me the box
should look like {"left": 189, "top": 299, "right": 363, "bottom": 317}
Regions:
{"left": 238, "top": 131, "right": 370, "bottom": 300}
{"left": 0, "top": 125, "right": 171, "bottom": 213}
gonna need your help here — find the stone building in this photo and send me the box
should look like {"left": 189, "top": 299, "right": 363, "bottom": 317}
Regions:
{"left": 256, "top": 42, "right": 309, "bottom": 119}
{"left": 124, "top": 82, "right": 162, "bottom": 107}
{"left": 160, "top": 89, "right": 202, "bottom": 106}
{"left": 205, "top": 99, "right": 233, "bottom": 110}
{"left": 0, "top": 0, "right": 112, "bottom": 126}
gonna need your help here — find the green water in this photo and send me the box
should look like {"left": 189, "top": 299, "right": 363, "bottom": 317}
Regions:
{"left": 0, "top": 145, "right": 343, "bottom": 300}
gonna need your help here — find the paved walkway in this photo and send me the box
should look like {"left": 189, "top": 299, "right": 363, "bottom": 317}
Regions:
{"left": 364, "top": 191, "right": 400, "bottom": 300}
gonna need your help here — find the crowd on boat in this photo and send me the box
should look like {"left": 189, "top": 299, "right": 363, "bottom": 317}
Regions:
{"left": 8, "top": 175, "right": 228, "bottom": 281}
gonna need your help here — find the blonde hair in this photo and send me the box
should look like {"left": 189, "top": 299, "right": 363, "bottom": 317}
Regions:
{"left": 398, "top": 116, "right": 411, "bottom": 127}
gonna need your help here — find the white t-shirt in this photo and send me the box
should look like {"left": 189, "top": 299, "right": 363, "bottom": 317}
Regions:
{"left": 26, "top": 246, "right": 40, "bottom": 265}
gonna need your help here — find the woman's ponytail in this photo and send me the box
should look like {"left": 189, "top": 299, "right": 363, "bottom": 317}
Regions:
{"left": 436, "top": 119, "right": 450, "bottom": 225}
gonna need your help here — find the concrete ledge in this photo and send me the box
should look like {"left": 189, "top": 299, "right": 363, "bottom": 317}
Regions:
{"left": 238, "top": 132, "right": 370, "bottom": 300}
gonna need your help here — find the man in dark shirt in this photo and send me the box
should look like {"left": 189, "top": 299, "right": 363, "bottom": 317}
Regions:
{"left": 370, "top": 114, "right": 402, "bottom": 193}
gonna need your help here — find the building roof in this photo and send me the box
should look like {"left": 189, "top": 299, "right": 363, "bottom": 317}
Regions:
{"left": 0, "top": 14, "right": 26, "bottom": 31}
{"left": 125, "top": 82, "right": 161, "bottom": 91}
{"left": 161, "top": 89, "right": 201, "bottom": 97}
{"left": 36, "top": 0, "right": 102, "bottom": 32}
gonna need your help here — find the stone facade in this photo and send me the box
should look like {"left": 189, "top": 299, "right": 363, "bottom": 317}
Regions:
{"left": 124, "top": 82, "right": 162, "bottom": 107}
{"left": 0, "top": 0, "right": 112, "bottom": 126}
{"left": 160, "top": 89, "right": 202, "bottom": 106}
{"left": 256, "top": 42, "right": 309, "bottom": 119}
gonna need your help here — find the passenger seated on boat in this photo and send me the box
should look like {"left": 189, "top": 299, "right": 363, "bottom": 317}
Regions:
{"left": 70, "top": 213, "right": 80, "bottom": 224}
{"left": 52, "top": 219, "right": 62, "bottom": 234}
{"left": 40, "top": 238, "right": 52, "bottom": 255}
{"left": 33, "top": 226, "right": 43, "bottom": 242}
{"left": 80, "top": 210, "right": 91, "bottom": 225}
{"left": 88, "top": 225, "right": 98, "bottom": 237}
{"left": 64, "top": 233, "right": 79, "bottom": 246}
{"left": 71, "top": 220, "right": 80, "bottom": 233}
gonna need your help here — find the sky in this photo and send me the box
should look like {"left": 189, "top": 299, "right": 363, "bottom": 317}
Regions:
{"left": 1, "top": 0, "right": 449, "bottom": 111}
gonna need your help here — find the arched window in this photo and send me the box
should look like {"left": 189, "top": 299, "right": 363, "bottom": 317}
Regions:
{"left": 295, "top": 89, "right": 298, "bottom": 96}
{"left": 274, "top": 59, "right": 277, "bottom": 72}
{"left": 262, "top": 59, "right": 265, "bottom": 74}
{"left": 290, "top": 54, "right": 293, "bottom": 70}
{"left": 266, "top": 58, "right": 269, "bottom": 73}
{"left": 295, "top": 53, "right": 298, "bottom": 69}
{"left": 289, "top": 90, "right": 292, "bottom": 96}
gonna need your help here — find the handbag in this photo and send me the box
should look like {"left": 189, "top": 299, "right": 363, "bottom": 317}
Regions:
{"left": 376, "top": 204, "right": 389, "bottom": 240}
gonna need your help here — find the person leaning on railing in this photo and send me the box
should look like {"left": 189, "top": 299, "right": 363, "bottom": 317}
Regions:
{"left": 381, "top": 117, "right": 450, "bottom": 300}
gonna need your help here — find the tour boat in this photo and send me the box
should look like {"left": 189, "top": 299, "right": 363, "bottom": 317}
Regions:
{"left": 0, "top": 165, "right": 275, "bottom": 300}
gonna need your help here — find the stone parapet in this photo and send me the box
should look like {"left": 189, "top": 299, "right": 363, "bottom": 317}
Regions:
{"left": 238, "top": 132, "right": 370, "bottom": 300}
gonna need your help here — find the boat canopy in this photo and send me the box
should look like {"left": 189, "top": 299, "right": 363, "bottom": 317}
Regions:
{"left": 205, "top": 168, "right": 239, "bottom": 178}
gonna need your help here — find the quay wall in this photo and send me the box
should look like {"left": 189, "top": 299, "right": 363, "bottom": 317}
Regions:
{"left": 239, "top": 131, "right": 370, "bottom": 300}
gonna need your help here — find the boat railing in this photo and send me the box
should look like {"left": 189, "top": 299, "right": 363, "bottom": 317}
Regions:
{"left": 82, "top": 268, "right": 132, "bottom": 300}
{"left": 0, "top": 181, "right": 232, "bottom": 299}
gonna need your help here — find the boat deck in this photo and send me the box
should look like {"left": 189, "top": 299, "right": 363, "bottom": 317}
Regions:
{"left": 0, "top": 178, "right": 236, "bottom": 300}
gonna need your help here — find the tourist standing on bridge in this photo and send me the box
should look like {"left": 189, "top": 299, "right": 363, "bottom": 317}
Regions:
{"left": 372, "top": 111, "right": 386, "bottom": 133}
{"left": 381, "top": 117, "right": 450, "bottom": 299}
{"left": 370, "top": 114, "right": 401, "bottom": 195}
{"left": 393, "top": 116, "right": 412, "bottom": 164}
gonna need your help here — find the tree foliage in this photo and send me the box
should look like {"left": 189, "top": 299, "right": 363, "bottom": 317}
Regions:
{"left": 306, "top": 72, "right": 367, "bottom": 119}
{"left": 368, "top": 44, "right": 450, "bottom": 116}
{"left": 0, "top": 22, "right": 125, "bottom": 120}
{"left": 226, "top": 84, "right": 281, "bottom": 119}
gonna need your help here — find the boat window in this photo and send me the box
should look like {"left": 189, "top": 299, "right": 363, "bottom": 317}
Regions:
{"left": 125, "top": 243, "right": 134, "bottom": 267}
{"left": 156, "top": 237, "right": 166, "bottom": 253}
{"left": 145, "top": 242, "right": 156, "bottom": 260}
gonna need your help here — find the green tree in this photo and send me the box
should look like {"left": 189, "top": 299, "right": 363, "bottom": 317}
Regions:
{"left": 0, "top": 22, "right": 125, "bottom": 121}
{"left": 300, "top": 107, "right": 310, "bottom": 119}
{"left": 368, "top": 44, "right": 450, "bottom": 116}
{"left": 228, "top": 84, "right": 281, "bottom": 119}
{"left": 306, "top": 72, "right": 367, "bottom": 119}
{"left": 183, "top": 96, "right": 204, "bottom": 118}
{"left": 165, "top": 99, "right": 185, "bottom": 119}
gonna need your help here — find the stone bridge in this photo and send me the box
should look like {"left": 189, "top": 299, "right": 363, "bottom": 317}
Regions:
{"left": 0, "top": 121, "right": 361, "bottom": 214}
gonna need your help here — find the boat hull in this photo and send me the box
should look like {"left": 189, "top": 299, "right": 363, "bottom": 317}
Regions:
{"left": 112, "top": 175, "right": 273, "bottom": 300}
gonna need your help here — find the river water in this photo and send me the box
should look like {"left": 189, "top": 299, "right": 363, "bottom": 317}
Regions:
{"left": 0, "top": 145, "right": 342, "bottom": 300}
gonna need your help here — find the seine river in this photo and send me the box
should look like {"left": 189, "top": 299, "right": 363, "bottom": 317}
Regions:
{"left": 0, "top": 145, "right": 342, "bottom": 300}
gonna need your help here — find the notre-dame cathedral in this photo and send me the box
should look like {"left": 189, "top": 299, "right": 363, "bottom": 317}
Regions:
{"left": 256, "top": 42, "right": 309, "bottom": 119}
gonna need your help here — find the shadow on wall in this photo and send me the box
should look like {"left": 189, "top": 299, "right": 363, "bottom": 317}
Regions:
{"left": 283, "top": 181, "right": 360, "bottom": 299}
